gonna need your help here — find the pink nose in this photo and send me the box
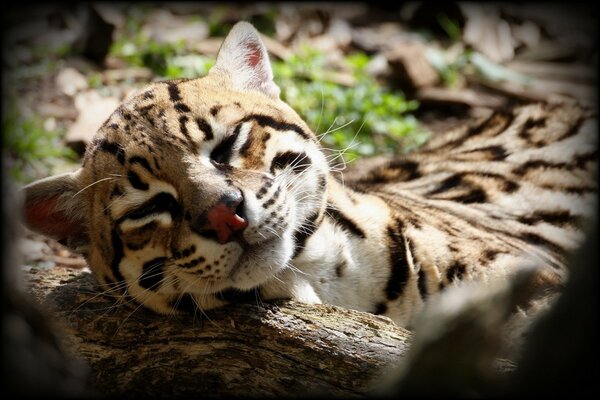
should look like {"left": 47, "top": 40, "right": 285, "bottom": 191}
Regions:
{"left": 205, "top": 202, "right": 248, "bottom": 244}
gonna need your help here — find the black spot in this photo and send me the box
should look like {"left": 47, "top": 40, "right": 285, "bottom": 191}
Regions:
{"left": 335, "top": 260, "right": 346, "bottom": 277}
{"left": 270, "top": 151, "right": 311, "bottom": 174}
{"left": 167, "top": 82, "right": 182, "bottom": 102}
{"left": 373, "top": 302, "right": 388, "bottom": 315}
{"left": 128, "top": 171, "right": 149, "bottom": 191}
{"left": 196, "top": 118, "right": 214, "bottom": 141}
{"left": 326, "top": 205, "right": 366, "bottom": 239}
{"left": 387, "top": 159, "right": 421, "bottom": 180}
{"left": 139, "top": 257, "right": 166, "bottom": 290}
{"left": 385, "top": 219, "right": 410, "bottom": 301}
{"left": 97, "top": 139, "right": 125, "bottom": 164}
{"left": 483, "top": 249, "right": 499, "bottom": 261}
{"left": 502, "top": 180, "right": 520, "bottom": 193}
{"left": 262, "top": 187, "right": 281, "bottom": 209}
{"left": 244, "top": 114, "right": 312, "bottom": 141}
{"left": 292, "top": 212, "right": 320, "bottom": 259}
{"left": 557, "top": 115, "right": 584, "bottom": 141}
{"left": 174, "top": 102, "right": 191, "bottom": 113}
{"left": 450, "top": 188, "right": 487, "bottom": 203}
{"left": 210, "top": 105, "right": 222, "bottom": 116}
{"left": 417, "top": 269, "right": 428, "bottom": 301}
{"left": 109, "top": 123, "right": 119, "bottom": 129}
{"left": 256, "top": 178, "right": 274, "bottom": 200}
{"left": 129, "top": 156, "right": 153, "bottom": 173}
{"left": 464, "top": 145, "right": 508, "bottom": 161}
{"left": 446, "top": 261, "right": 466, "bottom": 282}
{"left": 142, "top": 91, "right": 155, "bottom": 100}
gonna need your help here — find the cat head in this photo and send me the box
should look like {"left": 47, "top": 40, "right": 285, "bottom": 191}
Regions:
{"left": 23, "top": 22, "right": 329, "bottom": 313}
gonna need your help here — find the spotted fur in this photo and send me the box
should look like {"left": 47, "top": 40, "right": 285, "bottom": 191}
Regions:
{"left": 23, "top": 22, "right": 597, "bottom": 326}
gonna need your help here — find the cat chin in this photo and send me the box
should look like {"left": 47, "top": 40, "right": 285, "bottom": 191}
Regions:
{"left": 227, "top": 230, "right": 294, "bottom": 290}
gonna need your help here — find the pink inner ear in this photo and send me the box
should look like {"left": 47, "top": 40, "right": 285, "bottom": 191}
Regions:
{"left": 26, "top": 197, "right": 81, "bottom": 241}
{"left": 245, "top": 42, "right": 262, "bottom": 67}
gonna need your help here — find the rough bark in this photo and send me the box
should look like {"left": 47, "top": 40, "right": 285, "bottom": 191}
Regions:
{"left": 25, "top": 266, "right": 412, "bottom": 398}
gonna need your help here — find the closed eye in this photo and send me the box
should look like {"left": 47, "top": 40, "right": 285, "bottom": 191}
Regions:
{"left": 210, "top": 124, "right": 241, "bottom": 165}
{"left": 121, "top": 192, "right": 180, "bottom": 222}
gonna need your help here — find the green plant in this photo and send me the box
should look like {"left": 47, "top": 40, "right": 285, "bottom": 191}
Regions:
{"left": 273, "top": 47, "right": 426, "bottom": 162}
{"left": 2, "top": 106, "right": 77, "bottom": 183}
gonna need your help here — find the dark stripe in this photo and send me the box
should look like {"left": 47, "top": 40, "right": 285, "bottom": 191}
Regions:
{"left": 517, "top": 210, "right": 575, "bottom": 227}
{"left": 139, "top": 257, "right": 166, "bottom": 290}
{"left": 178, "top": 115, "right": 199, "bottom": 154}
{"left": 174, "top": 102, "right": 191, "bottom": 113}
{"left": 196, "top": 118, "right": 214, "bottom": 141}
{"left": 385, "top": 219, "right": 409, "bottom": 301}
{"left": 326, "top": 205, "right": 366, "bottom": 239}
{"left": 138, "top": 104, "right": 155, "bottom": 114}
{"left": 179, "top": 115, "right": 189, "bottom": 135}
{"left": 244, "top": 114, "right": 311, "bottom": 141}
{"left": 557, "top": 115, "right": 584, "bottom": 141}
{"left": 110, "top": 228, "right": 126, "bottom": 283}
{"left": 292, "top": 212, "right": 320, "bottom": 259}
{"left": 356, "top": 159, "right": 421, "bottom": 184}
{"left": 210, "top": 124, "right": 240, "bottom": 164}
{"left": 446, "top": 261, "right": 466, "bottom": 282}
{"left": 97, "top": 139, "right": 125, "bottom": 164}
{"left": 520, "top": 232, "right": 564, "bottom": 255}
{"left": 428, "top": 174, "right": 463, "bottom": 196}
{"left": 417, "top": 269, "right": 428, "bottom": 301}
{"left": 270, "top": 151, "right": 311, "bottom": 174}
{"left": 463, "top": 145, "right": 508, "bottom": 161}
{"left": 118, "top": 192, "right": 180, "bottom": 223}
{"left": 129, "top": 156, "right": 153, "bottom": 173}
{"left": 128, "top": 171, "right": 149, "bottom": 191}
{"left": 167, "top": 82, "right": 182, "bottom": 101}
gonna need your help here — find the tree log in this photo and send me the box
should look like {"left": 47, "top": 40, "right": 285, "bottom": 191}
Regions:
{"left": 25, "top": 266, "right": 412, "bottom": 397}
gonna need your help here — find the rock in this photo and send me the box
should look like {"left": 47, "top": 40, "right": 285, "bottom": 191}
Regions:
{"left": 56, "top": 67, "right": 89, "bottom": 97}
{"left": 141, "top": 9, "right": 208, "bottom": 44}
{"left": 385, "top": 41, "right": 440, "bottom": 89}
{"left": 65, "top": 90, "right": 120, "bottom": 155}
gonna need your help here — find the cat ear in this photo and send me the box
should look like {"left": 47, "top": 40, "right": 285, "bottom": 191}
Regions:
{"left": 210, "top": 21, "right": 280, "bottom": 99}
{"left": 22, "top": 170, "right": 89, "bottom": 252}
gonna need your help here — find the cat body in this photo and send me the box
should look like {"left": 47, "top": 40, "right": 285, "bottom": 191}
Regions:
{"left": 23, "top": 22, "right": 597, "bottom": 326}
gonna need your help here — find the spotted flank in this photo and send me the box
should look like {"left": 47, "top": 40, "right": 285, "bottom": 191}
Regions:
{"left": 23, "top": 22, "right": 597, "bottom": 327}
